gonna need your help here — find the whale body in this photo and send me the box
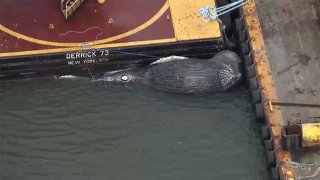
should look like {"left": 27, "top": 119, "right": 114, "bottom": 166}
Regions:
{"left": 92, "top": 50, "right": 243, "bottom": 94}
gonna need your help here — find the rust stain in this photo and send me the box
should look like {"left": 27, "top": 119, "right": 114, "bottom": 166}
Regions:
{"left": 244, "top": 0, "right": 294, "bottom": 179}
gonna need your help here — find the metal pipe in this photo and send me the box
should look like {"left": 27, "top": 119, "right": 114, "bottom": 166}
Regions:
{"left": 271, "top": 102, "right": 320, "bottom": 108}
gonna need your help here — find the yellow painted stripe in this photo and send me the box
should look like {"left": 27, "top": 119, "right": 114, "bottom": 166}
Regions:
{"left": 0, "top": 25, "right": 80, "bottom": 47}
{"left": 243, "top": 0, "right": 293, "bottom": 178}
{"left": 0, "top": 38, "right": 176, "bottom": 58}
{"left": 0, "top": 1, "right": 170, "bottom": 47}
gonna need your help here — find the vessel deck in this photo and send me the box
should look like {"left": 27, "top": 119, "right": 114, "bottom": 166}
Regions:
{"left": 0, "top": 0, "right": 221, "bottom": 57}
{"left": 0, "top": 0, "right": 223, "bottom": 79}
{"left": 256, "top": 0, "right": 320, "bottom": 179}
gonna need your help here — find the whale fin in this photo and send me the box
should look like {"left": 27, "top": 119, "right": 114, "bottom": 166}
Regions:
{"left": 59, "top": 75, "right": 80, "bottom": 80}
{"left": 58, "top": 75, "right": 90, "bottom": 80}
{"left": 150, "top": 56, "right": 189, "bottom": 65}
{"left": 103, "top": 68, "right": 135, "bottom": 75}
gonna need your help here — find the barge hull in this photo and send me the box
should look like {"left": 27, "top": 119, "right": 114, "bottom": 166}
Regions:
{"left": 243, "top": 0, "right": 320, "bottom": 179}
{"left": 0, "top": 0, "right": 223, "bottom": 80}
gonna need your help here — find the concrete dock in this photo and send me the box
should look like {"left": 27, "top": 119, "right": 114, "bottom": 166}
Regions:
{"left": 248, "top": 0, "right": 319, "bottom": 179}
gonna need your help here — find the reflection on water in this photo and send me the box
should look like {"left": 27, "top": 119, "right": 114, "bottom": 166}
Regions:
{"left": 0, "top": 79, "right": 270, "bottom": 180}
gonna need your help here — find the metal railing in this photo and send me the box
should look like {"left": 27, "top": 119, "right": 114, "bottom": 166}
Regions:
{"left": 61, "top": 0, "right": 85, "bottom": 20}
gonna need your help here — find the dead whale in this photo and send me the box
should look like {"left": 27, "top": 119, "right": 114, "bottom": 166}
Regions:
{"left": 91, "top": 50, "right": 243, "bottom": 94}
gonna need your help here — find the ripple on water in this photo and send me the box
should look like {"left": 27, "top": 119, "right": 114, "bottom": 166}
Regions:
{"left": 0, "top": 79, "right": 270, "bottom": 180}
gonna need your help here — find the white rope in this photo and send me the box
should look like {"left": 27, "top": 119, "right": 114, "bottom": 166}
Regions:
{"left": 299, "top": 167, "right": 320, "bottom": 179}
{"left": 200, "top": 0, "right": 250, "bottom": 22}
{"left": 286, "top": 161, "right": 320, "bottom": 179}
{"left": 58, "top": 26, "right": 103, "bottom": 40}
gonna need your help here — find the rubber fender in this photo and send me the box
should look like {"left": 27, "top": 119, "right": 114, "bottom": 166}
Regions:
{"left": 244, "top": 54, "right": 253, "bottom": 66}
{"left": 280, "top": 129, "right": 288, "bottom": 150}
{"left": 237, "top": 29, "right": 247, "bottom": 42}
{"left": 255, "top": 103, "right": 265, "bottom": 122}
{"left": 248, "top": 77, "right": 258, "bottom": 90}
{"left": 261, "top": 125, "right": 271, "bottom": 139}
{"left": 271, "top": 167, "right": 280, "bottom": 180}
{"left": 264, "top": 138, "right": 273, "bottom": 151}
{"left": 267, "top": 150, "right": 276, "bottom": 167}
{"left": 245, "top": 64, "right": 256, "bottom": 78}
{"left": 251, "top": 89, "right": 262, "bottom": 104}
{"left": 241, "top": 41, "right": 250, "bottom": 54}
{"left": 234, "top": 18, "right": 244, "bottom": 31}
{"left": 281, "top": 129, "right": 301, "bottom": 151}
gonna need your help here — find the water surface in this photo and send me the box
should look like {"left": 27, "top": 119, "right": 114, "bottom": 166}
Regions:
{"left": 0, "top": 79, "right": 269, "bottom": 180}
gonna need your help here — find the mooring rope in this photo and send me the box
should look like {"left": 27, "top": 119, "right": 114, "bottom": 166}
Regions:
{"left": 299, "top": 167, "right": 320, "bottom": 179}
{"left": 286, "top": 161, "right": 320, "bottom": 169}
{"left": 109, "top": 50, "right": 160, "bottom": 59}
{"left": 286, "top": 161, "right": 320, "bottom": 179}
{"left": 200, "top": 0, "right": 250, "bottom": 22}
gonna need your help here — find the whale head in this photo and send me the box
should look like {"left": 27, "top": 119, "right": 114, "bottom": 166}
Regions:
{"left": 91, "top": 68, "right": 147, "bottom": 87}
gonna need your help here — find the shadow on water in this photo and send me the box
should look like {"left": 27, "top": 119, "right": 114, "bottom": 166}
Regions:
{"left": 0, "top": 79, "right": 270, "bottom": 180}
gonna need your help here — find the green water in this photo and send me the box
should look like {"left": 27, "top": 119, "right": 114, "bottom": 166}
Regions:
{"left": 0, "top": 79, "right": 270, "bottom": 180}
